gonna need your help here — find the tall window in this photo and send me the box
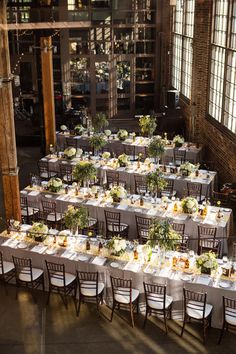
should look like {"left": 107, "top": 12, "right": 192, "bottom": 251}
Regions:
{"left": 172, "top": 0, "right": 195, "bottom": 99}
{"left": 209, "top": 0, "right": 236, "bottom": 134}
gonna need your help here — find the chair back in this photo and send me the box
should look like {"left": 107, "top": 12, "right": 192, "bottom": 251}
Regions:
{"left": 111, "top": 276, "right": 132, "bottom": 304}
{"left": 106, "top": 170, "right": 119, "bottom": 189}
{"left": 12, "top": 256, "right": 33, "bottom": 282}
{"left": 198, "top": 239, "right": 221, "bottom": 256}
{"left": 135, "top": 215, "right": 152, "bottom": 243}
{"left": 198, "top": 225, "right": 217, "bottom": 239}
{"left": 42, "top": 199, "right": 57, "bottom": 214}
{"left": 172, "top": 222, "right": 185, "bottom": 236}
{"left": 232, "top": 242, "right": 236, "bottom": 262}
{"left": 124, "top": 145, "right": 136, "bottom": 160}
{"left": 20, "top": 195, "right": 28, "bottom": 209}
{"left": 46, "top": 260, "right": 66, "bottom": 287}
{"left": 174, "top": 149, "right": 186, "bottom": 165}
{"left": 104, "top": 210, "right": 121, "bottom": 231}
{"left": 134, "top": 175, "right": 147, "bottom": 195}
{"left": 172, "top": 222, "right": 189, "bottom": 252}
{"left": 144, "top": 282, "right": 167, "bottom": 310}
{"left": 187, "top": 182, "right": 202, "bottom": 200}
{"left": 66, "top": 138, "right": 77, "bottom": 149}
{"left": 38, "top": 160, "right": 50, "bottom": 177}
{"left": 183, "top": 288, "right": 207, "bottom": 319}
{"left": 161, "top": 179, "right": 174, "bottom": 196}
{"left": 60, "top": 163, "right": 73, "bottom": 183}
{"left": 0, "top": 251, "right": 5, "bottom": 275}
{"left": 212, "top": 191, "right": 229, "bottom": 207}
{"left": 223, "top": 296, "right": 236, "bottom": 324}
{"left": 77, "top": 271, "right": 99, "bottom": 296}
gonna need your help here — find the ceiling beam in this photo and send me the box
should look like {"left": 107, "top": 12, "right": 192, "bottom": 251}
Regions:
{"left": 0, "top": 21, "right": 91, "bottom": 30}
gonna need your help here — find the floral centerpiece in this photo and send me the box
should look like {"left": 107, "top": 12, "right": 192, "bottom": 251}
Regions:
{"left": 181, "top": 197, "right": 198, "bottom": 214}
{"left": 72, "top": 161, "right": 97, "bottom": 186}
{"left": 173, "top": 135, "right": 185, "bottom": 147}
{"left": 89, "top": 134, "right": 107, "bottom": 154}
{"left": 102, "top": 151, "right": 111, "bottom": 160}
{"left": 60, "top": 124, "right": 68, "bottom": 132}
{"left": 180, "top": 161, "right": 196, "bottom": 176}
{"left": 110, "top": 185, "right": 127, "bottom": 203}
{"left": 64, "top": 205, "right": 89, "bottom": 234}
{"left": 117, "top": 129, "right": 128, "bottom": 141}
{"left": 107, "top": 236, "right": 127, "bottom": 256}
{"left": 28, "top": 222, "right": 48, "bottom": 242}
{"left": 148, "top": 136, "right": 165, "bottom": 164}
{"left": 196, "top": 251, "right": 218, "bottom": 274}
{"left": 74, "top": 124, "right": 85, "bottom": 136}
{"left": 146, "top": 169, "right": 167, "bottom": 196}
{"left": 148, "top": 219, "right": 181, "bottom": 250}
{"left": 139, "top": 115, "right": 157, "bottom": 137}
{"left": 104, "top": 129, "right": 112, "bottom": 137}
{"left": 64, "top": 147, "right": 77, "bottom": 160}
{"left": 118, "top": 153, "right": 129, "bottom": 167}
{"left": 47, "top": 177, "right": 63, "bottom": 193}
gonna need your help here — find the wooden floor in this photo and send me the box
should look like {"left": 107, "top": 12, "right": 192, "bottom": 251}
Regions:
{"left": 0, "top": 284, "right": 235, "bottom": 354}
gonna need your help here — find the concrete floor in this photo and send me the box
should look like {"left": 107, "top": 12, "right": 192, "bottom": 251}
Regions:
{"left": 0, "top": 284, "right": 235, "bottom": 354}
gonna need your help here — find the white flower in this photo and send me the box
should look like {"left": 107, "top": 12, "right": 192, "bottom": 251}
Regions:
{"left": 64, "top": 147, "right": 76, "bottom": 158}
{"left": 173, "top": 135, "right": 184, "bottom": 144}
{"left": 186, "top": 200, "right": 194, "bottom": 209}
{"left": 144, "top": 158, "right": 151, "bottom": 165}
{"left": 76, "top": 148, "right": 83, "bottom": 157}
{"left": 120, "top": 239, "right": 127, "bottom": 249}
{"left": 104, "top": 129, "right": 111, "bottom": 137}
{"left": 102, "top": 151, "right": 111, "bottom": 159}
{"left": 60, "top": 125, "right": 67, "bottom": 131}
{"left": 117, "top": 129, "right": 128, "bottom": 140}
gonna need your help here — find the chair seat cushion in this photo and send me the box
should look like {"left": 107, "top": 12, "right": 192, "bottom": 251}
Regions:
{"left": 21, "top": 207, "right": 38, "bottom": 217}
{"left": 19, "top": 267, "right": 44, "bottom": 282}
{"left": 80, "top": 281, "right": 104, "bottom": 297}
{"left": 107, "top": 223, "right": 128, "bottom": 232}
{"left": 225, "top": 307, "right": 236, "bottom": 326}
{"left": 186, "top": 300, "right": 213, "bottom": 319}
{"left": 147, "top": 294, "right": 173, "bottom": 310}
{"left": 40, "top": 172, "right": 57, "bottom": 179}
{"left": 0, "top": 261, "right": 14, "bottom": 275}
{"left": 114, "top": 287, "right": 139, "bottom": 304}
{"left": 50, "top": 272, "right": 76, "bottom": 287}
{"left": 47, "top": 212, "right": 62, "bottom": 222}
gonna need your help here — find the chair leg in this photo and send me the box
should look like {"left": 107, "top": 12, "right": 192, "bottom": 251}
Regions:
{"left": 218, "top": 322, "right": 225, "bottom": 344}
{"left": 181, "top": 314, "right": 187, "bottom": 337}
{"left": 110, "top": 301, "right": 116, "bottom": 322}
{"left": 164, "top": 311, "right": 168, "bottom": 334}
{"left": 203, "top": 319, "right": 207, "bottom": 344}
{"left": 76, "top": 297, "right": 82, "bottom": 317}
{"left": 130, "top": 303, "right": 135, "bottom": 328}
{"left": 46, "top": 290, "right": 51, "bottom": 306}
{"left": 143, "top": 306, "right": 148, "bottom": 329}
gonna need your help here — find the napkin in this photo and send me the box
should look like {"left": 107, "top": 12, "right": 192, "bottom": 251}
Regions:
{"left": 85, "top": 199, "right": 100, "bottom": 206}
{"left": 2, "top": 239, "right": 18, "bottom": 248}
{"left": 91, "top": 256, "right": 107, "bottom": 266}
{"left": 31, "top": 245, "right": 47, "bottom": 254}
{"left": 49, "top": 158, "right": 58, "bottom": 163}
{"left": 61, "top": 250, "right": 76, "bottom": 259}
{"left": 195, "top": 275, "right": 211, "bottom": 286}
{"left": 116, "top": 204, "right": 129, "bottom": 210}
{"left": 124, "top": 262, "right": 141, "bottom": 273}
{"left": 28, "top": 190, "right": 40, "bottom": 197}
{"left": 159, "top": 268, "right": 171, "bottom": 277}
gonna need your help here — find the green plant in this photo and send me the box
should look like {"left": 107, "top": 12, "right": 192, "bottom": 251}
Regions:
{"left": 72, "top": 161, "right": 97, "bottom": 185}
{"left": 64, "top": 205, "right": 89, "bottom": 231}
{"left": 139, "top": 115, "right": 157, "bottom": 137}
{"left": 148, "top": 219, "right": 181, "bottom": 250}
{"left": 146, "top": 169, "right": 167, "bottom": 195}
{"left": 93, "top": 112, "right": 109, "bottom": 132}
{"left": 89, "top": 134, "right": 107, "bottom": 153}
{"left": 148, "top": 137, "right": 165, "bottom": 163}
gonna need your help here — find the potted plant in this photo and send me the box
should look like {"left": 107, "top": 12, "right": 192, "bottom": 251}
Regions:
{"left": 107, "top": 236, "right": 127, "bottom": 256}
{"left": 148, "top": 136, "right": 165, "bottom": 164}
{"left": 89, "top": 134, "right": 107, "bottom": 154}
{"left": 110, "top": 185, "right": 127, "bottom": 203}
{"left": 146, "top": 169, "right": 167, "bottom": 197}
{"left": 64, "top": 205, "right": 89, "bottom": 235}
{"left": 64, "top": 147, "right": 77, "bottom": 160}
{"left": 28, "top": 222, "right": 49, "bottom": 242}
{"left": 93, "top": 112, "right": 109, "bottom": 133}
{"left": 118, "top": 153, "right": 129, "bottom": 167}
{"left": 72, "top": 161, "right": 97, "bottom": 186}
{"left": 148, "top": 219, "right": 181, "bottom": 250}
{"left": 181, "top": 197, "right": 198, "bottom": 214}
{"left": 47, "top": 177, "right": 63, "bottom": 193}
{"left": 173, "top": 135, "right": 185, "bottom": 147}
{"left": 117, "top": 129, "right": 128, "bottom": 141}
{"left": 139, "top": 115, "right": 157, "bottom": 137}
{"left": 196, "top": 251, "right": 218, "bottom": 275}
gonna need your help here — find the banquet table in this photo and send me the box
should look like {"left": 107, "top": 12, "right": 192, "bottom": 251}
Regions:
{"left": 21, "top": 187, "right": 232, "bottom": 255}
{"left": 56, "top": 133, "right": 203, "bottom": 163}
{"left": 42, "top": 154, "right": 216, "bottom": 198}
{"left": 0, "top": 229, "right": 235, "bottom": 329}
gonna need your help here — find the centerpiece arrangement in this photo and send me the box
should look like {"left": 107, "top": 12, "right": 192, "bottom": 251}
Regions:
{"left": 148, "top": 219, "right": 181, "bottom": 250}
{"left": 72, "top": 161, "right": 97, "bottom": 186}
{"left": 146, "top": 169, "right": 167, "bottom": 197}
{"left": 148, "top": 136, "right": 165, "bottom": 164}
{"left": 181, "top": 196, "right": 198, "bottom": 214}
{"left": 139, "top": 115, "right": 157, "bottom": 137}
{"left": 110, "top": 185, "right": 127, "bottom": 203}
{"left": 104, "top": 129, "right": 112, "bottom": 138}
{"left": 47, "top": 177, "right": 63, "bottom": 193}
{"left": 196, "top": 251, "right": 218, "bottom": 274}
{"left": 180, "top": 161, "right": 196, "bottom": 176}
{"left": 118, "top": 153, "right": 129, "bottom": 167}
{"left": 117, "top": 129, "right": 128, "bottom": 141}
{"left": 64, "top": 205, "right": 89, "bottom": 235}
{"left": 173, "top": 135, "right": 185, "bottom": 147}
{"left": 60, "top": 124, "right": 68, "bottom": 133}
{"left": 93, "top": 112, "right": 109, "bottom": 133}
{"left": 107, "top": 236, "right": 127, "bottom": 256}
{"left": 102, "top": 151, "right": 111, "bottom": 160}
{"left": 74, "top": 124, "right": 85, "bottom": 136}
{"left": 64, "top": 147, "right": 77, "bottom": 160}
{"left": 28, "top": 222, "right": 49, "bottom": 242}
{"left": 89, "top": 133, "right": 107, "bottom": 154}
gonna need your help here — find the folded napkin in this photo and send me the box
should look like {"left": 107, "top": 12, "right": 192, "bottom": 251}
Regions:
{"left": 91, "top": 256, "right": 107, "bottom": 266}
{"left": 21, "top": 190, "right": 28, "bottom": 195}
{"left": 146, "top": 208, "right": 158, "bottom": 216}
{"left": 28, "top": 190, "right": 40, "bottom": 197}
{"left": 124, "top": 262, "right": 141, "bottom": 273}
{"left": 61, "top": 250, "right": 76, "bottom": 259}
{"left": 195, "top": 275, "right": 211, "bottom": 286}
{"left": 49, "top": 158, "right": 58, "bottom": 163}
{"left": 2, "top": 239, "right": 19, "bottom": 248}
{"left": 116, "top": 204, "right": 128, "bottom": 210}
{"left": 159, "top": 268, "right": 171, "bottom": 278}
{"left": 85, "top": 199, "right": 100, "bottom": 206}
{"left": 31, "top": 245, "right": 47, "bottom": 254}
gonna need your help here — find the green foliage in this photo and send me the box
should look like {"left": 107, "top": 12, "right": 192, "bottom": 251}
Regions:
{"left": 64, "top": 205, "right": 89, "bottom": 230}
{"left": 139, "top": 115, "right": 157, "bottom": 136}
{"left": 148, "top": 219, "right": 181, "bottom": 250}
{"left": 72, "top": 161, "right": 97, "bottom": 184}
{"left": 93, "top": 112, "right": 109, "bottom": 132}
{"left": 146, "top": 169, "right": 167, "bottom": 194}
{"left": 89, "top": 134, "right": 107, "bottom": 152}
{"left": 148, "top": 137, "right": 165, "bottom": 160}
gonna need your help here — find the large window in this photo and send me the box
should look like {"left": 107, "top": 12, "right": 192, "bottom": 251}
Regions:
{"left": 208, "top": 0, "right": 236, "bottom": 134}
{"left": 171, "top": 0, "right": 195, "bottom": 99}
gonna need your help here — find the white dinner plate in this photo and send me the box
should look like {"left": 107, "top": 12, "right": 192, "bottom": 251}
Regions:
{"left": 17, "top": 242, "right": 28, "bottom": 249}
{"left": 45, "top": 248, "right": 56, "bottom": 255}
{"left": 180, "top": 274, "right": 192, "bottom": 282}
{"left": 219, "top": 281, "right": 231, "bottom": 289}
{"left": 110, "top": 262, "right": 119, "bottom": 268}
{"left": 77, "top": 255, "right": 89, "bottom": 262}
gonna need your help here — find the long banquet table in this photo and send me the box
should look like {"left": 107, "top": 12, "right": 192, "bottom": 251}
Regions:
{"left": 56, "top": 133, "right": 203, "bottom": 163}
{"left": 0, "top": 229, "right": 235, "bottom": 329}
{"left": 21, "top": 187, "right": 232, "bottom": 255}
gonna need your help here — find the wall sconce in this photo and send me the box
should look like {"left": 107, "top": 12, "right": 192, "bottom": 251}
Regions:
{"left": 0, "top": 75, "right": 14, "bottom": 88}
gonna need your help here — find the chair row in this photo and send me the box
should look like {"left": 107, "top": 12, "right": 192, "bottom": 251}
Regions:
{"left": 0, "top": 252, "right": 234, "bottom": 344}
